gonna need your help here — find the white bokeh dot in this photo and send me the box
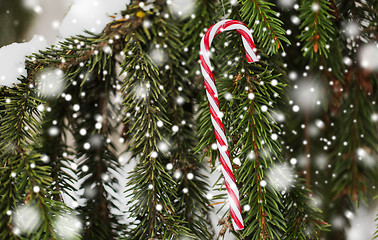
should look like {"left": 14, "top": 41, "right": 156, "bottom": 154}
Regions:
{"left": 260, "top": 180, "right": 267, "bottom": 187}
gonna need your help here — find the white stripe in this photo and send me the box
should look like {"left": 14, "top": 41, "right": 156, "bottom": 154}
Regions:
{"left": 241, "top": 37, "right": 259, "bottom": 62}
{"left": 205, "top": 90, "right": 220, "bottom": 115}
{"left": 200, "top": 39, "right": 212, "bottom": 71}
{"left": 216, "top": 143, "right": 230, "bottom": 161}
{"left": 200, "top": 66, "right": 214, "bottom": 86}
{"left": 210, "top": 116, "right": 228, "bottom": 145}
{"left": 223, "top": 24, "right": 258, "bottom": 61}
{"left": 222, "top": 169, "right": 242, "bottom": 229}
{"left": 226, "top": 179, "right": 243, "bottom": 227}
{"left": 228, "top": 189, "right": 243, "bottom": 229}
{"left": 203, "top": 71, "right": 217, "bottom": 92}
{"left": 201, "top": 21, "right": 225, "bottom": 70}
{"left": 207, "top": 104, "right": 228, "bottom": 147}
{"left": 216, "top": 142, "right": 233, "bottom": 173}
{"left": 231, "top": 216, "right": 243, "bottom": 230}
{"left": 208, "top": 20, "right": 227, "bottom": 46}
{"left": 223, "top": 23, "right": 250, "bottom": 33}
{"left": 220, "top": 163, "right": 238, "bottom": 192}
{"left": 230, "top": 202, "right": 241, "bottom": 219}
{"left": 229, "top": 201, "right": 243, "bottom": 225}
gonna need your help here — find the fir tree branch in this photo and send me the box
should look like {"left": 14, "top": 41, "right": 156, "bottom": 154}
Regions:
{"left": 182, "top": 0, "right": 219, "bottom": 88}
{"left": 0, "top": 81, "right": 67, "bottom": 239}
{"left": 165, "top": 13, "right": 214, "bottom": 240}
{"left": 233, "top": 68, "right": 286, "bottom": 239}
{"left": 298, "top": 0, "right": 335, "bottom": 59}
{"left": 37, "top": 100, "right": 76, "bottom": 202}
{"left": 73, "top": 76, "right": 124, "bottom": 239}
{"left": 331, "top": 76, "right": 378, "bottom": 203}
{"left": 121, "top": 2, "right": 193, "bottom": 238}
{"left": 239, "top": 0, "right": 290, "bottom": 55}
{"left": 282, "top": 178, "right": 330, "bottom": 239}
{"left": 0, "top": 13, "right": 138, "bottom": 239}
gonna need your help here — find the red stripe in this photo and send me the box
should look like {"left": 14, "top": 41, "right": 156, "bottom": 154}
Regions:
{"left": 236, "top": 29, "right": 256, "bottom": 50}
{"left": 214, "top": 20, "right": 238, "bottom": 37}
{"left": 225, "top": 181, "right": 241, "bottom": 212}
{"left": 214, "top": 20, "right": 237, "bottom": 37}
{"left": 203, "top": 25, "right": 214, "bottom": 52}
{"left": 208, "top": 104, "right": 224, "bottom": 131}
{"left": 230, "top": 209, "right": 244, "bottom": 229}
{"left": 217, "top": 21, "right": 254, "bottom": 47}
{"left": 218, "top": 149, "right": 236, "bottom": 182}
{"left": 210, "top": 20, "right": 256, "bottom": 52}
{"left": 200, "top": 55, "right": 214, "bottom": 80}
{"left": 203, "top": 80, "right": 219, "bottom": 108}
{"left": 245, "top": 51, "right": 254, "bottom": 63}
{"left": 213, "top": 128, "right": 227, "bottom": 148}
{"left": 213, "top": 128, "right": 232, "bottom": 162}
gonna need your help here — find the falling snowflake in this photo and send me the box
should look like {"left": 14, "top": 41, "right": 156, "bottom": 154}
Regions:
{"left": 277, "top": 0, "right": 295, "bottom": 9}
{"left": 167, "top": 0, "right": 195, "bottom": 19}
{"left": 291, "top": 78, "right": 325, "bottom": 111}
{"left": 54, "top": 213, "right": 82, "bottom": 239}
{"left": 359, "top": 43, "right": 378, "bottom": 71}
{"left": 266, "top": 163, "right": 295, "bottom": 191}
{"left": 13, "top": 204, "right": 42, "bottom": 235}
{"left": 37, "top": 68, "right": 66, "bottom": 98}
{"left": 149, "top": 48, "right": 167, "bottom": 67}
{"left": 158, "top": 141, "right": 169, "bottom": 152}
{"left": 343, "top": 21, "right": 360, "bottom": 38}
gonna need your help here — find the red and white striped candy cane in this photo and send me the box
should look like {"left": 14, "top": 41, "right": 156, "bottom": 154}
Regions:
{"left": 199, "top": 19, "right": 258, "bottom": 231}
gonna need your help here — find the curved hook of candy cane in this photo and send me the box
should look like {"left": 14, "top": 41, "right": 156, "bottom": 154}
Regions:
{"left": 199, "top": 19, "right": 258, "bottom": 231}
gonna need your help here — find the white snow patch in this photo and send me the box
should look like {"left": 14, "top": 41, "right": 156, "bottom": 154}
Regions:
{"left": 347, "top": 206, "right": 377, "bottom": 240}
{"left": 0, "top": 35, "right": 47, "bottom": 87}
{"left": 118, "top": 152, "right": 132, "bottom": 165}
{"left": 59, "top": 0, "right": 129, "bottom": 39}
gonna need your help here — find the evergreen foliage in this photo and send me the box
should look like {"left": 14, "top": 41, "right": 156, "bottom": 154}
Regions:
{"left": 298, "top": 0, "right": 335, "bottom": 59}
{"left": 0, "top": 80, "right": 68, "bottom": 239}
{"left": 239, "top": 0, "right": 290, "bottom": 55}
{"left": 282, "top": 178, "right": 330, "bottom": 239}
{"left": 121, "top": 1, "right": 194, "bottom": 238}
{"left": 278, "top": 0, "right": 378, "bottom": 239}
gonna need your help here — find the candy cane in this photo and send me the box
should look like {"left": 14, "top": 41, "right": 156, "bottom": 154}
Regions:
{"left": 199, "top": 19, "right": 258, "bottom": 231}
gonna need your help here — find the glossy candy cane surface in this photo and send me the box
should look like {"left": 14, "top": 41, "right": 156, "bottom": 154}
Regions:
{"left": 199, "top": 19, "right": 258, "bottom": 231}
